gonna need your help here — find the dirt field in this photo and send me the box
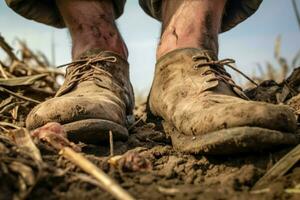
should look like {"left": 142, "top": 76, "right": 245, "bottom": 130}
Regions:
{"left": 1, "top": 99, "right": 300, "bottom": 200}
{"left": 1, "top": 38, "right": 300, "bottom": 200}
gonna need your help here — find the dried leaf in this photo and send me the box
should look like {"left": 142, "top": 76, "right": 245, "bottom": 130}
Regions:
{"left": 292, "top": 0, "right": 300, "bottom": 30}
{"left": 0, "top": 121, "right": 21, "bottom": 129}
{"left": 0, "top": 35, "right": 62, "bottom": 133}
{"left": 0, "top": 34, "right": 18, "bottom": 61}
{"left": 0, "top": 62, "right": 9, "bottom": 79}
{"left": 274, "top": 35, "right": 281, "bottom": 59}
{"left": 9, "top": 161, "right": 35, "bottom": 186}
{"left": 11, "top": 128, "right": 43, "bottom": 163}
{"left": 266, "top": 62, "right": 275, "bottom": 80}
{"left": 292, "top": 49, "right": 300, "bottom": 68}
{"left": 0, "top": 86, "right": 40, "bottom": 104}
{"left": 0, "top": 73, "right": 47, "bottom": 87}
{"left": 0, "top": 96, "right": 13, "bottom": 109}
{"left": 277, "top": 57, "right": 289, "bottom": 80}
{"left": 11, "top": 104, "right": 19, "bottom": 120}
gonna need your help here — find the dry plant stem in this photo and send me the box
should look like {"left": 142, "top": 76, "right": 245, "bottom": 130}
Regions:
{"left": 157, "top": 0, "right": 226, "bottom": 58}
{"left": 12, "top": 128, "right": 43, "bottom": 163}
{"left": 0, "top": 122, "right": 21, "bottom": 130}
{"left": 0, "top": 34, "right": 19, "bottom": 61}
{"left": 128, "top": 114, "right": 146, "bottom": 131}
{"left": 109, "top": 130, "right": 114, "bottom": 156}
{"left": 0, "top": 63, "right": 8, "bottom": 79}
{"left": 0, "top": 36, "right": 63, "bottom": 133}
{"left": 55, "top": 0, "right": 128, "bottom": 60}
{"left": 0, "top": 86, "right": 41, "bottom": 104}
{"left": 11, "top": 128, "right": 44, "bottom": 199}
{"left": 292, "top": 0, "right": 300, "bottom": 30}
{"left": 252, "top": 144, "right": 300, "bottom": 190}
{"left": 60, "top": 147, "right": 135, "bottom": 200}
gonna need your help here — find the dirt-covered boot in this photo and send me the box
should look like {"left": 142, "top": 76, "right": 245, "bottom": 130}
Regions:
{"left": 148, "top": 48, "right": 299, "bottom": 154}
{"left": 26, "top": 49, "right": 134, "bottom": 144}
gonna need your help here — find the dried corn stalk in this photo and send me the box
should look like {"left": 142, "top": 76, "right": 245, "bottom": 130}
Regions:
{"left": 0, "top": 35, "right": 63, "bottom": 132}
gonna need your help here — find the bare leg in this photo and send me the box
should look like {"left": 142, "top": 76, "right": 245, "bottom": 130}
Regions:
{"left": 55, "top": 0, "right": 127, "bottom": 60}
{"left": 157, "top": 0, "right": 227, "bottom": 58}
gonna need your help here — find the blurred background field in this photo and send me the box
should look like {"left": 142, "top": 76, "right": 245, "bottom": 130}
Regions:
{"left": 0, "top": 0, "right": 299, "bottom": 96}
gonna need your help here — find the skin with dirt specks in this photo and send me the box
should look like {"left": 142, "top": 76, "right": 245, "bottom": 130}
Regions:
{"left": 55, "top": 0, "right": 128, "bottom": 60}
{"left": 157, "top": 0, "right": 226, "bottom": 58}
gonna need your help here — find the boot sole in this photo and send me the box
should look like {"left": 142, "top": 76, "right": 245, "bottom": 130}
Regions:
{"left": 163, "top": 122, "right": 300, "bottom": 155}
{"left": 63, "top": 119, "right": 128, "bottom": 144}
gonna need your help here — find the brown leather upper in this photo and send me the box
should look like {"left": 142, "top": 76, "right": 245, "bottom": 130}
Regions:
{"left": 26, "top": 50, "right": 134, "bottom": 130}
{"left": 149, "top": 48, "right": 297, "bottom": 135}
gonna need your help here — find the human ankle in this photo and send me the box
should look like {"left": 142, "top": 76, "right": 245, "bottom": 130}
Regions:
{"left": 157, "top": 26, "right": 219, "bottom": 58}
{"left": 70, "top": 25, "right": 127, "bottom": 60}
{"left": 156, "top": 0, "right": 226, "bottom": 59}
{"left": 56, "top": 0, "right": 128, "bottom": 60}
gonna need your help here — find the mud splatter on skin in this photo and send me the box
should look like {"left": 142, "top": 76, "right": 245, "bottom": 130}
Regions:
{"left": 91, "top": 26, "right": 102, "bottom": 38}
{"left": 56, "top": 0, "right": 126, "bottom": 59}
{"left": 157, "top": 0, "right": 223, "bottom": 58}
{"left": 99, "top": 13, "right": 113, "bottom": 24}
{"left": 73, "top": 17, "right": 118, "bottom": 47}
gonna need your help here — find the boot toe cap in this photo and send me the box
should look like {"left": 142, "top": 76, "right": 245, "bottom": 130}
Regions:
{"left": 227, "top": 101, "right": 297, "bottom": 132}
{"left": 26, "top": 96, "right": 125, "bottom": 130}
{"left": 174, "top": 99, "right": 297, "bottom": 135}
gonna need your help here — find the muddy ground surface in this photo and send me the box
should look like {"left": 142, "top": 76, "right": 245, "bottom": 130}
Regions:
{"left": 1, "top": 38, "right": 300, "bottom": 200}
{"left": 1, "top": 99, "right": 300, "bottom": 200}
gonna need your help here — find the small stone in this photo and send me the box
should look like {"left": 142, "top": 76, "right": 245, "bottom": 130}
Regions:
{"left": 139, "top": 174, "right": 155, "bottom": 185}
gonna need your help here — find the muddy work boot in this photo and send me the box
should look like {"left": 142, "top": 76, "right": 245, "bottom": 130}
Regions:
{"left": 149, "top": 48, "right": 299, "bottom": 155}
{"left": 26, "top": 50, "right": 134, "bottom": 144}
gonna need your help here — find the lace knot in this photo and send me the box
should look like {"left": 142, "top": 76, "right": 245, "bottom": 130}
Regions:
{"left": 192, "top": 55, "right": 258, "bottom": 87}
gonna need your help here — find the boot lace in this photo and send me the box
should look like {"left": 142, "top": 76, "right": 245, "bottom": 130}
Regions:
{"left": 192, "top": 55, "right": 258, "bottom": 91}
{"left": 57, "top": 54, "right": 117, "bottom": 86}
{"left": 55, "top": 54, "right": 117, "bottom": 97}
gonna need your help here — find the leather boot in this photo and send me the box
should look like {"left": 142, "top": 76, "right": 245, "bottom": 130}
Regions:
{"left": 149, "top": 48, "right": 299, "bottom": 154}
{"left": 26, "top": 49, "right": 134, "bottom": 144}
